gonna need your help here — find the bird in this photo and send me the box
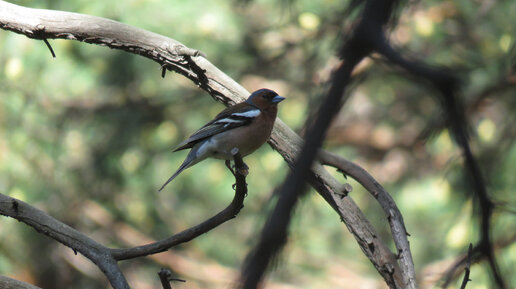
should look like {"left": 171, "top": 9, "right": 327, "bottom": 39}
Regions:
{"left": 158, "top": 88, "right": 285, "bottom": 191}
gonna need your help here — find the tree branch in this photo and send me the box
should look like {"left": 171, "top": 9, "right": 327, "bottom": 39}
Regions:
{"left": 240, "top": 0, "right": 415, "bottom": 288}
{"left": 440, "top": 231, "right": 516, "bottom": 288}
{"left": 0, "top": 276, "right": 42, "bottom": 289}
{"left": 0, "top": 194, "right": 130, "bottom": 289}
{"left": 157, "top": 268, "right": 186, "bottom": 289}
{"left": 459, "top": 244, "right": 473, "bottom": 289}
{"left": 373, "top": 22, "right": 506, "bottom": 289}
{"left": 319, "top": 150, "right": 416, "bottom": 287}
{"left": 240, "top": 47, "right": 370, "bottom": 289}
{"left": 0, "top": 153, "right": 249, "bottom": 289}
{"left": 111, "top": 152, "right": 249, "bottom": 260}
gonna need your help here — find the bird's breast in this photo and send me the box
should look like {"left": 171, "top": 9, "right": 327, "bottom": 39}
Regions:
{"left": 200, "top": 120, "right": 273, "bottom": 160}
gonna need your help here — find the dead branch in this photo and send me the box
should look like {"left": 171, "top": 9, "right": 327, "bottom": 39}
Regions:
{"left": 0, "top": 153, "right": 249, "bottom": 289}
{"left": 110, "top": 153, "right": 249, "bottom": 260}
{"left": 0, "top": 194, "right": 130, "bottom": 289}
{"left": 319, "top": 150, "right": 416, "bottom": 287}
{"left": 459, "top": 244, "right": 473, "bottom": 289}
{"left": 0, "top": 276, "right": 43, "bottom": 289}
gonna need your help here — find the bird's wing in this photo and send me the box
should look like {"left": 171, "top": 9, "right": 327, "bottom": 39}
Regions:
{"left": 173, "top": 103, "right": 260, "bottom": 151}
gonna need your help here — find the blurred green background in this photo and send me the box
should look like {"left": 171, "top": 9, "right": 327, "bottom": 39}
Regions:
{"left": 1, "top": 0, "right": 515, "bottom": 288}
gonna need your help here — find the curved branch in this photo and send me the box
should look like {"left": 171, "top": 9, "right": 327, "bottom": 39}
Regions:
{"left": 374, "top": 24, "right": 505, "bottom": 289}
{"left": 269, "top": 127, "right": 407, "bottom": 287}
{"left": 0, "top": 0, "right": 239, "bottom": 102}
{"left": 319, "top": 150, "right": 416, "bottom": 287}
{"left": 0, "top": 276, "right": 42, "bottom": 289}
{"left": 0, "top": 153, "right": 249, "bottom": 288}
{"left": 0, "top": 194, "right": 130, "bottom": 289}
{"left": 111, "top": 153, "right": 248, "bottom": 260}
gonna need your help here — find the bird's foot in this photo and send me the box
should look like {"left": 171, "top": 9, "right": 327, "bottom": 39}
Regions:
{"left": 225, "top": 160, "right": 235, "bottom": 175}
{"left": 229, "top": 147, "right": 248, "bottom": 176}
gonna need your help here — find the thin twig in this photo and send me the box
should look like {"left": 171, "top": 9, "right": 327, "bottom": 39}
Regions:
{"left": 459, "top": 244, "right": 473, "bottom": 289}
{"left": 161, "top": 65, "right": 167, "bottom": 78}
{"left": 158, "top": 268, "right": 186, "bottom": 289}
{"left": 441, "top": 231, "right": 516, "bottom": 288}
{"left": 43, "top": 38, "right": 56, "bottom": 58}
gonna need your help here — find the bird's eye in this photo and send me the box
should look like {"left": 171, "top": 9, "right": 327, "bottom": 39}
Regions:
{"left": 263, "top": 93, "right": 276, "bottom": 100}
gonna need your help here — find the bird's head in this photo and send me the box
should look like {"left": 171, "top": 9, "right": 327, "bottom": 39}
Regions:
{"left": 246, "top": 88, "right": 285, "bottom": 110}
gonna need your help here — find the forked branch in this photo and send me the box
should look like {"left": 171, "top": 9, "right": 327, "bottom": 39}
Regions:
{"left": 0, "top": 153, "right": 249, "bottom": 289}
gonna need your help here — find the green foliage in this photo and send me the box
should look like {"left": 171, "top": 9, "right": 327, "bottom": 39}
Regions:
{"left": 1, "top": 0, "right": 515, "bottom": 288}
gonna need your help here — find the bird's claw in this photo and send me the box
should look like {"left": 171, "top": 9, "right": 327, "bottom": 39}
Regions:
{"left": 225, "top": 160, "right": 235, "bottom": 175}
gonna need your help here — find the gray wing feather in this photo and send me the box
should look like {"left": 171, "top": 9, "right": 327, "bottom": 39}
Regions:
{"left": 173, "top": 106, "right": 258, "bottom": 151}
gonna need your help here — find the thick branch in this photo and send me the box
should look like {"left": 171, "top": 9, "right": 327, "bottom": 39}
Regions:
{"left": 0, "top": 1, "right": 204, "bottom": 86}
{"left": 0, "top": 276, "right": 42, "bottom": 289}
{"left": 0, "top": 153, "right": 249, "bottom": 288}
{"left": 0, "top": 194, "right": 130, "bottom": 289}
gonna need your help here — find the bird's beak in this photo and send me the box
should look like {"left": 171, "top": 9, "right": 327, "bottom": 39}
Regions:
{"left": 271, "top": 96, "right": 285, "bottom": 103}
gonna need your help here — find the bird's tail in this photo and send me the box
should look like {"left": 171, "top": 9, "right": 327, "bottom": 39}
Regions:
{"left": 158, "top": 156, "right": 194, "bottom": 192}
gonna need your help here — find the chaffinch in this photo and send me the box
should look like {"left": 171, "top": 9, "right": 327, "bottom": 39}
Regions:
{"left": 159, "top": 88, "right": 285, "bottom": 191}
